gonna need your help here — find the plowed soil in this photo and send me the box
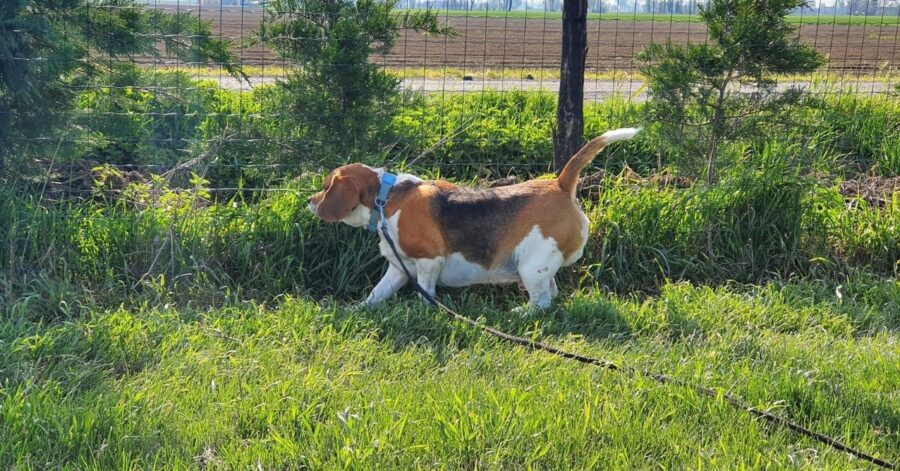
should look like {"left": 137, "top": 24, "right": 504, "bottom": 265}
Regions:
{"left": 149, "top": 6, "right": 898, "bottom": 73}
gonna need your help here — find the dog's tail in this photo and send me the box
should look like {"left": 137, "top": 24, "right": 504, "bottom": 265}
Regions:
{"left": 557, "top": 127, "right": 641, "bottom": 196}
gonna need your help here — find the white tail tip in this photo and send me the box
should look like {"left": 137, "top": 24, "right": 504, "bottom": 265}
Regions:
{"left": 601, "top": 127, "right": 641, "bottom": 143}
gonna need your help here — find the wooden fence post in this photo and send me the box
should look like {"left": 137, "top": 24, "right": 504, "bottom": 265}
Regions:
{"left": 553, "top": 0, "right": 588, "bottom": 171}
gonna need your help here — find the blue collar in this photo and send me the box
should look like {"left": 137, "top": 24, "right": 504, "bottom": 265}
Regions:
{"left": 367, "top": 172, "right": 397, "bottom": 232}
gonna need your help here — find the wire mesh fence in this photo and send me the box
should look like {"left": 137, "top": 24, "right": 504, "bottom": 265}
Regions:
{"left": 2, "top": 0, "right": 899, "bottom": 308}
{"left": 2, "top": 0, "right": 898, "bottom": 195}
{"left": 3, "top": 10, "right": 900, "bottom": 468}
{"left": 149, "top": 2, "right": 898, "bottom": 91}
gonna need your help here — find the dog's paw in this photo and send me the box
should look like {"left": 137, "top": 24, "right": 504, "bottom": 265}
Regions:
{"left": 511, "top": 303, "right": 544, "bottom": 317}
{"left": 348, "top": 301, "right": 373, "bottom": 312}
{"left": 417, "top": 293, "right": 439, "bottom": 308}
{"left": 510, "top": 305, "right": 528, "bottom": 316}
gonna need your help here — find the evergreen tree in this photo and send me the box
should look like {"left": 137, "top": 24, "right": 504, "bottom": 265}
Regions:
{"left": 638, "top": 0, "right": 826, "bottom": 183}
{"left": 258, "top": 0, "right": 450, "bottom": 159}
{"left": 0, "top": 0, "right": 241, "bottom": 171}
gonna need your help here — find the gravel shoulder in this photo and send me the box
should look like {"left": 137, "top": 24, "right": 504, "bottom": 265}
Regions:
{"left": 213, "top": 76, "right": 892, "bottom": 101}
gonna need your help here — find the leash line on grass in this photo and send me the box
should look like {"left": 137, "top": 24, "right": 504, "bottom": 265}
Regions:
{"left": 378, "top": 221, "right": 896, "bottom": 469}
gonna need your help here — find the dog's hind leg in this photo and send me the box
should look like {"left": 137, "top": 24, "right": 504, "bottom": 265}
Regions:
{"left": 414, "top": 257, "right": 444, "bottom": 302}
{"left": 520, "top": 271, "right": 555, "bottom": 310}
{"left": 515, "top": 228, "right": 564, "bottom": 310}
{"left": 365, "top": 264, "right": 408, "bottom": 306}
{"left": 518, "top": 257, "right": 562, "bottom": 310}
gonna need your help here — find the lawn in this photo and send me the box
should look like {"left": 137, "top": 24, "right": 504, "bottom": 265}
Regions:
{"left": 2, "top": 0, "right": 898, "bottom": 467}
{"left": 1, "top": 76, "right": 898, "bottom": 470}
{"left": 1, "top": 278, "right": 897, "bottom": 468}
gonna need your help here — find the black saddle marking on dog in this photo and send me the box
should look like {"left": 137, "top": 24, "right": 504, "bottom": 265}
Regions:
{"left": 386, "top": 179, "right": 419, "bottom": 203}
{"left": 433, "top": 187, "right": 532, "bottom": 267}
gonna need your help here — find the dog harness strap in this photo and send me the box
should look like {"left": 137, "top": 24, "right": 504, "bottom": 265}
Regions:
{"left": 367, "top": 172, "right": 397, "bottom": 232}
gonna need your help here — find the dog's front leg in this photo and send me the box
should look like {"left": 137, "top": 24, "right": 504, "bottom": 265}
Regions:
{"left": 365, "top": 264, "right": 408, "bottom": 306}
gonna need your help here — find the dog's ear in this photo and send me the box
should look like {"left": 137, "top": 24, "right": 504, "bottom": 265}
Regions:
{"left": 316, "top": 175, "right": 362, "bottom": 222}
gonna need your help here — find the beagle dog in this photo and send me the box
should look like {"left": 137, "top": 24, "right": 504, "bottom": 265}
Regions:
{"left": 308, "top": 127, "right": 640, "bottom": 309}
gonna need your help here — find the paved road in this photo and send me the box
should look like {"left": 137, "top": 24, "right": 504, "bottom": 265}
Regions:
{"left": 214, "top": 76, "right": 892, "bottom": 101}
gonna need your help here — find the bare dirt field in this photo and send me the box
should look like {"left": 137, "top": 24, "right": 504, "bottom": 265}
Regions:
{"left": 148, "top": 6, "right": 899, "bottom": 74}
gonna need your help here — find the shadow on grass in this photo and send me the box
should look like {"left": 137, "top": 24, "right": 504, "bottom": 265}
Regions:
{"left": 320, "top": 283, "right": 635, "bottom": 366}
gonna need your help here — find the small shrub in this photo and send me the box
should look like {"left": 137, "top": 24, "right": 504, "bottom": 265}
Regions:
{"left": 0, "top": 0, "right": 240, "bottom": 177}
{"left": 256, "top": 0, "right": 449, "bottom": 162}
{"left": 806, "top": 186, "right": 900, "bottom": 273}
{"left": 75, "top": 68, "right": 224, "bottom": 166}
{"left": 638, "top": 0, "right": 825, "bottom": 183}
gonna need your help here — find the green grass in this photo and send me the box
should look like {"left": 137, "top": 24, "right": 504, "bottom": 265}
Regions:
{"left": 2, "top": 76, "right": 899, "bottom": 468}
{"left": 395, "top": 91, "right": 900, "bottom": 179}
{"left": 411, "top": 9, "right": 900, "bottom": 26}
{"left": 3, "top": 170, "right": 897, "bottom": 305}
{"left": 1, "top": 278, "right": 897, "bottom": 468}
{"left": 2, "top": 163, "right": 897, "bottom": 466}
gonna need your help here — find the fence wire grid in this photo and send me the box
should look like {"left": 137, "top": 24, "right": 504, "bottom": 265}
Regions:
{"left": 4, "top": 0, "right": 899, "bottom": 197}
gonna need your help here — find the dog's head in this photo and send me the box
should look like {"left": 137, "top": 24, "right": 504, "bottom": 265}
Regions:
{"left": 308, "top": 164, "right": 380, "bottom": 227}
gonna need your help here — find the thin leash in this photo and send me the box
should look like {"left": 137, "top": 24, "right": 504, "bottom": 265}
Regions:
{"left": 373, "top": 203, "right": 896, "bottom": 470}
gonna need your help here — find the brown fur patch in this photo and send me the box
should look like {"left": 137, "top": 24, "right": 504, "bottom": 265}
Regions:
{"left": 312, "top": 175, "right": 360, "bottom": 222}
{"left": 384, "top": 182, "right": 447, "bottom": 259}
{"left": 310, "top": 164, "right": 380, "bottom": 221}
